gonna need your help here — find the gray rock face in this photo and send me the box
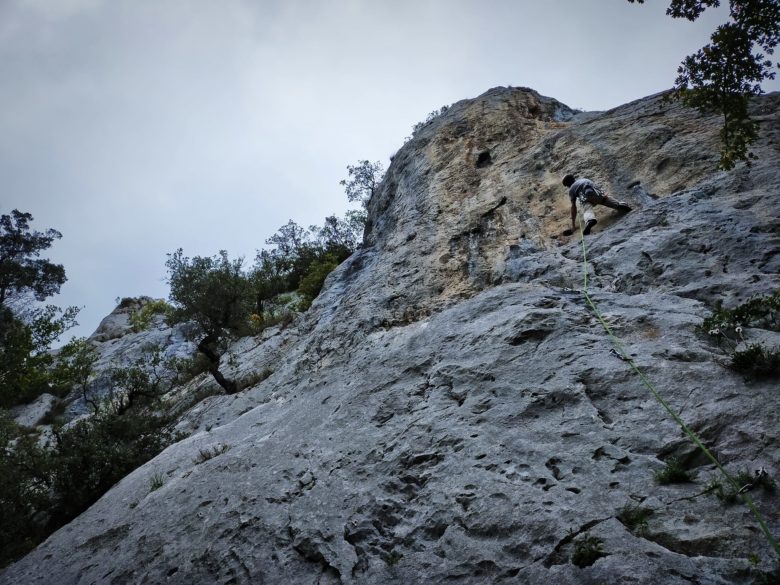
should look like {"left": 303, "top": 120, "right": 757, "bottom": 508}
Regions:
{"left": 10, "top": 393, "right": 58, "bottom": 428}
{"left": 61, "top": 297, "right": 201, "bottom": 418}
{"left": 3, "top": 87, "right": 779, "bottom": 584}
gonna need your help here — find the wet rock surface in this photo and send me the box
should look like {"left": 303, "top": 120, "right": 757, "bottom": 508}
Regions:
{"left": 3, "top": 87, "right": 779, "bottom": 584}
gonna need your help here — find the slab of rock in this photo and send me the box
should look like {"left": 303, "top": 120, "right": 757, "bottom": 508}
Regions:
{"left": 3, "top": 87, "right": 779, "bottom": 585}
{"left": 10, "top": 393, "right": 58, "bottom": 428}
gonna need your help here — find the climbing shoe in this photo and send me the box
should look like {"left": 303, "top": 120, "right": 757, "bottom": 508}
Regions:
{"left": 616, "top": 202, "right": 632, "bottom": 213}
{"left": 583, "top": 218, "right": 598, "bottom": 235}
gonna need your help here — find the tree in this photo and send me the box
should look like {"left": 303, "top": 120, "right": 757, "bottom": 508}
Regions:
{"left": 165, "top": 249, "right": 252, "bottom": 394}
{"left": 249, "top": 249, "right": 289, "bottom": 315}
{"left": 0, "top": 210, "right": 78, "bottom": 406}
{"left": 310, "top": 215, "right": 359, "bottom": 260}
{"left": 263, "top": 220, "right": 319, "bottom": 289}
{"left": 55, "top": 337, "right": 99, "bottom": 414}
{"left": 629, "top": 0, "right": 780, "bottom": 169}
{"left": 108, "top": 346, "right": 179, "bottom": 415}
{"left": 0, "top": 410, "right": 52, "bottom": 566}
{"left": 296, "top": 254, "right": 341, "bottom": 311}
{"left": 340, "top": 160, "right": 385, "bottom": 209}
{"left": 265, "top": 220, "right": 309, "bottom": 267}
{"left": 339, "top": 160, "right": 385, "bottom": 241}
{"left": 0, "top": 210, "right": 66, "bottom": 308}
{"left": 1, "top": 359, "right": 181, "bottom": 568}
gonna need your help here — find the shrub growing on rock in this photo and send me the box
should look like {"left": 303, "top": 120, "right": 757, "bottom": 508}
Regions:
{"left": 0, "top": 361, "right": 183, "bottom": 568}
{"left": 571, "top": 534, "right": 605, "bottom": 568}
{"left": 129, "top": 299, "right": 170, "bottom": 332}
{"left": 296, "top": 254, "right": 340, "bottom": 311}
{"left": 654, "top": 457, "right": 696, "bottom": 484}
{"left": 48, "top": 409, "right": 179, "bottom": 525}
{"left": 703, "top": 292, "right": 780, "bottom": 379}
{"left": 166, "top": 249, "right": 253, "bottom": 394}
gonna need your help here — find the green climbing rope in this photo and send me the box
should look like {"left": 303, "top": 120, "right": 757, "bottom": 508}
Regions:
{"left": 577, "top": 218, "right": 780, "bottom": 558}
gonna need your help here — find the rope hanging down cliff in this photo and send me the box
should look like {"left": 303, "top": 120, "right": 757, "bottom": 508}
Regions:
{"left": 576, "top": 217, "right": 780, "bottom": 559}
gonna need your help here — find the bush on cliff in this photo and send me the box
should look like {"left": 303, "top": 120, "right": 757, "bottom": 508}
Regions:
{"left": 703, "top": 292, "right": 780, "bottom": 379}
{"left": 0, "top": 363, "right": 181, "bottom": 568}
{"left": 166, "top": 249, "right": 253, "bottom": 394}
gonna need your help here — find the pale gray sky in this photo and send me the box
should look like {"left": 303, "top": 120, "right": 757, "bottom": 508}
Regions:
{"left": 2, "top": 0, "right": 777, "bottom": 341}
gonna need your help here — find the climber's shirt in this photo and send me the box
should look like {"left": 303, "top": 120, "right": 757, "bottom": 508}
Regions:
{"left": 568, "top": 178, "right": 604, "bottom": 205}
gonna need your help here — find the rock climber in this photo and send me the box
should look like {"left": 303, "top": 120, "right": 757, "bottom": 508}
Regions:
{"left": 561, "top": 174, "right": 632, "bottom": 236}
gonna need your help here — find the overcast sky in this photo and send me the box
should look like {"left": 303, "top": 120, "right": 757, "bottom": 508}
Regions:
{"left": 2, "top": 0, "right": 778, "bottom": 342}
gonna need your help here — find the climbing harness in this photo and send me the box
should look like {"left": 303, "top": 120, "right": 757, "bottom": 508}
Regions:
{"left": 577, "top": 217, "right": 780, "bottom": 558}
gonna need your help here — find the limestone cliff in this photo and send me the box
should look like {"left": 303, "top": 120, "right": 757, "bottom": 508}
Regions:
{"left": 3, "top": 87, "right": 779, "bottom": 584}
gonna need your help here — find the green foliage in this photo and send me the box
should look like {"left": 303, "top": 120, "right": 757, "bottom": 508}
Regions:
{"left": 166, "top": 249, "right": 254, "bottom": 394}
{"left": 752, "top": 566, "right": 780, "bottom": 584}
{"left": 0, "top": 210, "right": 66, "bottom": 307}
{"left": 628, "top": 0, "right": 780, "bottom": 169}
{"left": 248, "top": 309, "right": 294, "bottom": 335}
{"left": 0, "top": 309, "right": 46, "bottom": 406}
{"left": 617, "top": 503, "right": 653, "bottom": 534}
{"left": 245, "top": 162, "right": 378, "bottom": 322}
{"left": 339, "top": 160, "right": 384, "bottom": 208}
{"left": 251, "top": 218, "right": 357, "bottom": 317}
{"left": 256, "top": 218, "right": 355, "bottom": 297}
{"left": 251, "top": 249, "right": 289, "bottom": 312}
{"left": 296, "top": 255, "right": 340, "bottom": 311}
{"left": 116, "top": 297, "right": 137, "bottom": 309}
{"left": 730, "top": 343, "right": 780, "bottom": 377}
{"left": 149, "top": 473, "right": 164, "bottom": 492}
{"left": 54, "top": 337, "right": 99, "bottom": 413}
{"left": 129, "top": 299, "right": 170, "bottom": 333}
{"left": 571, "top": 534, "right": 605, "bottom": 568}
{"left": 703, "top": 292, "right": 780, "bottom": 335}
{"left": 707, "top": 478, "right": 741, "bottom": 504}
{"left": 0, "top": 304, "right": 80, "bottom": 407}
{"left": 172, "top": 352, "right": 211, "bottom": 384}
{"left": 708, "top": 468, "right": 776, "bottom": 504}
{"left": 194, "top": 443, "right": 230, "bottom": 464}
{"left": 166, "top": 249, "right": 253, "bottom": 338}
{"left": 38, "top": 399, "right": 67, "bottom": 426}
{"left": 654, "top": 457, "right": 696, "bottom": 484}
{"left": 108, "top": 346, "right": 180, "bottom": 414}
{"left": 311, "top": 215, "right": 362, "bottom": 258}
{"left": 0, "top": 210, "right": 79, "bottom": 407}
{"left": 0, "top": 391, "right": 181, "bottom": 568}
{"left": 49, "top": 411, "right": 179, "bottom": 524}
{"left": 162, "top": 160, "right": 376, "bottom": 392}
{"left": 0, "top": 410, "right": 52, "bottom": 566}
{"left": 0, "top": 212, "right": 187, "bottom": 567}
{"left": 384, "top": 550, "right": 403, "bottom": 566}
{"left": 703, "top": 293, "right": 780, "bottom": 379}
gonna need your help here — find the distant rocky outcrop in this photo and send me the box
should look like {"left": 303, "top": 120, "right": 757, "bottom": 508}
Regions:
{"left": 3, "top": 87, "right": 779, "bottom": 584}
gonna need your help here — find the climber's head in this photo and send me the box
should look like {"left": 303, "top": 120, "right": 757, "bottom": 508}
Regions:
{"left": 562, "top": 174, "right": 575, "bottom": 188}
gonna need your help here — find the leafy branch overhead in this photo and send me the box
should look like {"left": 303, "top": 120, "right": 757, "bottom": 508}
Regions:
{"left": 629, "top": 0, "right": 780, "bottom": 169}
